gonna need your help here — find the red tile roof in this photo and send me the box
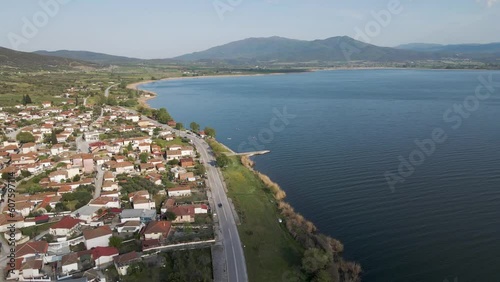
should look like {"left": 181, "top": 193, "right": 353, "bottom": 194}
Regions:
{"left": 15, "top": 241, "right": 48, "bottom": 258}
{"left": 171, "top": 205, "right": 195, "bottom": 217}
{"left": 83, "top": 225, "right": 112, "bottom": 240}
{"left": 91, "top": 246, "right": 119, "bottom": 259}
{"left": 50, "top": 216, "right": 81, "bottom": 230}
{"left": 114, "top": 251, "right": 139, "bottom": 265}
{"left": 144, "top": 221, "right": 171, "bottom": 235}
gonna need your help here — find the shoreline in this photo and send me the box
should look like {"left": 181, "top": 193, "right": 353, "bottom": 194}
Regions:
{"left": 127, "top": 72, "right": 289, "bottom": 109}
{"left": 128, "top": 71, "right": 305, "bottom": 110}
{"left": 127, "top": 66, "right": 493, "bottom": 108}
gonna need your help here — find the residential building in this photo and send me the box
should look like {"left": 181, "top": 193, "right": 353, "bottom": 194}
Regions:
{"left": 83, "top": 225, "right": 113, "bottom": 249}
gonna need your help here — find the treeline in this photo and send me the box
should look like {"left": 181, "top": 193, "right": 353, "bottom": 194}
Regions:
{"left": 117, "top": 175, "right": 164, "bottom": 196}
{"left": 241, "top": 155, "right": 362, "bottom": 282}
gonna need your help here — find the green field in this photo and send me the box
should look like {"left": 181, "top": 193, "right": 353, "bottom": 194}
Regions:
{"left": 222, "top": 155, "right": 303, "bottom": 282}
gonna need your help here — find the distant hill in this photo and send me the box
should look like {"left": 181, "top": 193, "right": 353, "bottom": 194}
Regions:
{"left": 396, "top": 42, "right": 500, "bottom": 54}
{"left": 0, "top": 47, "right": 98, "bottom": 70}
{"left": 174, "top": 36, "right": 442, "bottom": 63}
{"left": 34, "top": 50, "right": 146, "bottom": 65}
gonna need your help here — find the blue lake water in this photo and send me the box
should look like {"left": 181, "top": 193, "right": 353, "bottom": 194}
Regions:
{"left": 142, "top": 70, "right": 500, "bottom": 282}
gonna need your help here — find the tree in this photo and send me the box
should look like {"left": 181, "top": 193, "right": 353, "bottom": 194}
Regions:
{"left": 45, "top": 205, "right": 52, "bottom": 213}
{"left": 20, "top": 170, "right": 31, "bottom": 178}
{"left": 25, "top": 94, "right": 32, "bottom": 104}
{"left": 109, "top": 236, "right": 123, "bottom": 248}
{"left": 194, "top": 163, "right": 206, "bottom": 176}
{"left": 155, "top": 108, "right": 171, "bottom": 124}
{"left": 153, "top": 127, "right": 161, "bottom": 136}
{"left": 216, "top": 154, "right": 229, "bottom": 168}
{"left": 139, "top": 152, "right": 149, "bottom": 163}
{"left": 190, "top": 122, "right": 200, "bottom": 133}
{"left": 1, "top": 173, "right": 13, "bottom": 181}
{"left": 301, "top": 248, "right": 332, "bottom": 275}
{"left": 22, "top": 94, "right": 32, "bottom": 105}
{"left": 175, "top": 122, "right": 184, "bottom": 130}
{"left": 72, "top": 174, "right": 81, "bottom": 182}
{"left": 204, "top": 127, "right": 216, "bottom": 138}
{"left": 16, "top": 132, "right": 35, "bottom": 143}
{"left": 127, "top": 142, "right": 134, "bottom": 152}
{"left": 50, "top": 131, "right": 58, "bottom": 144}
{"left": 167, "top": 159, "right": 179, "bottom": 166}
{"left": 164, "top": 211, "right": 177, "bottom": 221}
{"left": 55, "top": 202, "right": 67, "bottom": 212}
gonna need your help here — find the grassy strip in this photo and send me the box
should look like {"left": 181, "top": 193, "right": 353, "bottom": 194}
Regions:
{"left": 207, "top": 139, "right": 231, "bottom": 154}
{"left": 222, "top": 155, "right": 304, "bottom": 281}
{"left": 20, "top": 222, "right": 53, "bottom": 237}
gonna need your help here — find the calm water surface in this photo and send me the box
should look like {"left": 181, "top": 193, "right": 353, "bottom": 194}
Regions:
{"left": 142, "top": 70, "right": 500, "bottom": 282}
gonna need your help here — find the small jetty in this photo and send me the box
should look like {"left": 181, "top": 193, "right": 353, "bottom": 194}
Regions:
{"left": 227, "top": 150, "right": 270, "bottom": 157}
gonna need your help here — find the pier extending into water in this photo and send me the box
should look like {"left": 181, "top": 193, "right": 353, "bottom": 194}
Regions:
{"left": 227, "top": 150, "right": 270, "bottom": 157}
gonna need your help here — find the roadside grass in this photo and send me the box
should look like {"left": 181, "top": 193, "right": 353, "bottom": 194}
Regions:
{"left": 154, "top": 137, "right": 191, "bottom": 150}
{"left": 222, "top": 156, "right": 303, "bottom": 282}
{"left": 164, "top": 137, "right": 190, "bottom": 147}
{"left": 207, "top": 139, "right": 230, "bottom": 154}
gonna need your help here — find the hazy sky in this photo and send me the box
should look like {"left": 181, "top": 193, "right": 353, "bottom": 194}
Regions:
{"left": 1, "top": 0, "right": 499, "bottom": 59}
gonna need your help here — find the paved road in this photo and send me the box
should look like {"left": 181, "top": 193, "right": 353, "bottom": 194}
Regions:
{"left": 190, "top": 136, "right": 248, "bottom": 282}
{"left": 119, "top": 106, "right": 248, "bottom": 282}
{"left": 93, "top": 166, "right": 104, "bottom": 199}
{"left": 105, "top": 83, "right": 118, "bottom": 98}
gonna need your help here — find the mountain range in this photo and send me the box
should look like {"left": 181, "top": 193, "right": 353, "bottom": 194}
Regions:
{"left": 1, "top": 36, "right": 499, "bottom": 69}
{"left": 0, "top": 47, "right": 98, "bottom": 70}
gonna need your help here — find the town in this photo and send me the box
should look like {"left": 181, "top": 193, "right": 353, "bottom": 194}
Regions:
{"left": 0, "top": 84, "right": 220, "bottom": 281}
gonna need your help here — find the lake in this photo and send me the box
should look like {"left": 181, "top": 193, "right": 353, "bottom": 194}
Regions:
{"left": 142, "top": 69, "right": 500, "bottom": 282}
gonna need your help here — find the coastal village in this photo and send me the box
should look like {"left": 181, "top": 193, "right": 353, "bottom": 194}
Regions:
{"left": 0, "top": 84, "right": 216, "bottom": 281}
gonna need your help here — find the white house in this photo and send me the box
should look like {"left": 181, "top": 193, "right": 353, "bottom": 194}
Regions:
{"left": 125, "top": 115, "right": 140, "bottom": 122}
{"left": 133, "top": 198, "right": 156, "bottom": 210}
{"left": 71, "top": 205, "right": 101, "bottom": 223}
{"left": 83, "top": 225, "right": 113, "bottom": 249}
{"left": 49, "top": 216, "right": 81, "bottom": 237}
{"left": 195, "top": 204, "right": 209, "bottom": 214}
{"left": 89, "top": 196, "right": 120, "bottom": 209}
{"left": 168, "top": 186, "right": 192, "bottom": 197}
{"left": 114, "top": 252, "right": 141, "bottom": 276}
{"left": 143, "top": 221, "right": 172, "bottom": 240}
{"left": 19, "top": 259, "right": 43, "bottom": 279}
{"left": 115, "top": 221, "right": 143, "bottom": 234}
{"left": 61, "top": 253, "right": 79, "bottom": 274}
{"left": 92, "top": 246, "right": 119, "bottom": 268}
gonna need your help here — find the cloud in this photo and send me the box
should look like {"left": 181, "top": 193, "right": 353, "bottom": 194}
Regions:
{"left": 477, "top": 0, "right": 499, "bottom": 7}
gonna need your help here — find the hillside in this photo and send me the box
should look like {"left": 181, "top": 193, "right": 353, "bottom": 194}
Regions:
{"left": 0, "top": 47, "right": 99, "bottom": 70}
{"left": 35, "top": 50, "right": 146, "bottom": 65}
{"left": 174, "top": 36, "right": 441, "bottom": 63}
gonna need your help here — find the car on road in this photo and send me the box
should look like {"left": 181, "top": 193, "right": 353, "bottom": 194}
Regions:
{"left": 218, "top": 203, "right": 222, "bottom": 208}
